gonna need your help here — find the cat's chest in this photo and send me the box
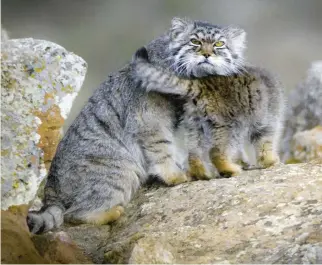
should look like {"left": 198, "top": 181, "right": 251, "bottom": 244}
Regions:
{"left": 193, "top": 75, "right": 260, "bottom": 118}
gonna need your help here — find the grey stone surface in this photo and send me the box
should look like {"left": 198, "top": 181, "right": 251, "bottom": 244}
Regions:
{"left": 1, "top": 38, "right": 87, "bottom": 209}
{"left": 61, "top": 162, "right": 322, "bottom": 264}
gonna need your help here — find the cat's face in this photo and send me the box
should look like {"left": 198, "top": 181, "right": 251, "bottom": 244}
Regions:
{"left": 168, "top": 17, "right": 246, "bottom": 78}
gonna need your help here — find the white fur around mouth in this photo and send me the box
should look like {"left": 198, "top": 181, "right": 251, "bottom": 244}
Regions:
{"left": 198, "top": 61, "right": 212, "bottom": 66}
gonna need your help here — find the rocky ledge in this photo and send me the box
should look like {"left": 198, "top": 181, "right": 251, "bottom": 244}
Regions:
{"left": 58, "top": 161, "right": 322, "bottom": 264}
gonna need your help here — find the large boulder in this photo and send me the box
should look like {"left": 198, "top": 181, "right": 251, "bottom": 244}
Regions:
{"left": 60, "top": 162, "right": 322, "bottom": 264}
{"left": 1, "top": 38, "right": 87, "bottom": 209}
{"left": 282, "top": 61, "right": 322, "bottom": 162}
{"left": 1, "top": 205, "right": 92, "bottom": 264}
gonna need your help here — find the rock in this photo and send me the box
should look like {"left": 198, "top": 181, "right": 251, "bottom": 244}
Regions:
{"left": 282, "top": 61, "right": 322, "bottom": 162}
{"left": 1, "top": 38, "right": 87, "bottom": 209}
{"left": 32, "top": 231, "right": 92, "bottom": 264}
{"left": 1, "top": 205, "right": 49, "bottom": 264}
{"left": 65, "top": 162, "right": 322, "bottom": 264}
{"left": 1, "top": 205, "right": 92, "bottom": 264}
{"left": 288, "top": 126, "right": 322, "bottom": 163}
{"left": 61, "top": 223, "right": 112, "bottom": 264}
{"left": 128, "top": 237, "right": 176, "bottom": 264}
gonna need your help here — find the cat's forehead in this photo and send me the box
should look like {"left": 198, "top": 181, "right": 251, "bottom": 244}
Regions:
{"left": 192, "top": 21, "right": 225, "bottom": 40}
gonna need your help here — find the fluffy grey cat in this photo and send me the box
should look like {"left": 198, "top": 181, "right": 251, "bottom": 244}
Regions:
{"left": 27, "top": 18, "right": 195, "bottom": 234}
{"left": 132, "top": 17, "right": 285, "bottom": 178}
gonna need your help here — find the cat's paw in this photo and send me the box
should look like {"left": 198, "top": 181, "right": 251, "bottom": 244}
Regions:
{"left": 258, "top": 153, "right": 280, "bottom": 168}
{"left": 188, "top": 156, "right": 215, "bottom": 180}
{"left": 163, "top": 172, "right": 190, "bottom": 186}
{"left": 212, "top": 158, "right": 242, "bottom": 177}
{"left": 149, "top": 162, "right": 190, "bottom": 186}
{"left": 255, "top": 141, "right": 280, "bottom": 168}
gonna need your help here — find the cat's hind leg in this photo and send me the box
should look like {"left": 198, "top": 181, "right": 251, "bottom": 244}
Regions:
{"left": 71, "top": 205, "right": 125, "bottom": 225}
{"left": 141, "top": 127, "right": 190, "bottom": 186}
{"left": 61, "top": 156, "right": 144, "bottom": 226}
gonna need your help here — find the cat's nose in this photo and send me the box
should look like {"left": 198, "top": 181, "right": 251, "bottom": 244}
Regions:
{"left": 203, "top": 53, "right": 211, "bottom": 58}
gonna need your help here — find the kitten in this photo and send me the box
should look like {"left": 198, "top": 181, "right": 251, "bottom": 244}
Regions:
{"left": 133, "top": 40, "right": 284, "bottom": 177}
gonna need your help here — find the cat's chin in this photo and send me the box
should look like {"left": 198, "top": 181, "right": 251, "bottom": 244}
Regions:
{"left": 190, "top": 64, "right": 222, "bottom": 78}
{"left": 173, "top": 64, "right": 234, "bottom": 78}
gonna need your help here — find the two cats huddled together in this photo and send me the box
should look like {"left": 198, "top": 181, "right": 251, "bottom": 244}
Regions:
{"left": 27, "top": 17, "right": 284, "bottom": 234}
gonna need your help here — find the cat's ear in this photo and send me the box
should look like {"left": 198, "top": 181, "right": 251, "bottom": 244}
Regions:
{"left": 224, "top": 26, "right": 247, "bottom": 54}
{"left": 132, "top": 46, "right": 149, "bottom": 63}
{"left": 170, "top": 17, "right": 193, "bottom": 39}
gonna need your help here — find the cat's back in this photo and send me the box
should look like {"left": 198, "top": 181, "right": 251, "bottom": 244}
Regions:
{"left": 50, "top": 65, "right": 144, "bottom": 170}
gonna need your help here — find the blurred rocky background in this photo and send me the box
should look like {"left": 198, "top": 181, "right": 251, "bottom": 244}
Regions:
{"left": 2, "top": 0, "right": 322, "bottom": 129}
{"left": 282, "top": 61, "right": 322, "bottom": 163}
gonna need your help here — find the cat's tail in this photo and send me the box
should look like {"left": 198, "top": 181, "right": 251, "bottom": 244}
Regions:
{"left": 27, "top": 205, "right": 64, "bottom": 234}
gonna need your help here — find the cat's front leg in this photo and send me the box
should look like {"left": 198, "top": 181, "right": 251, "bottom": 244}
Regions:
{"left": 208, "top": 126, "right": 242, "bottom": 177}
{"left": 250, "top": 124, "right": 281, "bottom": 168}
{"left": 184, "top": 114, "right": 218, "bottom": 180}
{"left": 254, "top": 137, "right": 280, "bottom": 168}
{"left": 188, "top": 152, "right": 218, "bottom": 180}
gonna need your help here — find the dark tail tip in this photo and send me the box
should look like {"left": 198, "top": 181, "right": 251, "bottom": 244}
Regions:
{"left": 133, "top": 46, "right": 150, "bottom": 62}
{"left": 27, "top": 212, "right": 45, "bottom": 234}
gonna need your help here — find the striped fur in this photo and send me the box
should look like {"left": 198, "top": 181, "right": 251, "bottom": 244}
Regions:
{"left": 133, "top": 43, "right": 285, "bottom": 177}
{"left": 27, "top": 17, "right": 284, "bottom": 233}
{"left": 27, "top": 64, "right": 191, "bottom": 233}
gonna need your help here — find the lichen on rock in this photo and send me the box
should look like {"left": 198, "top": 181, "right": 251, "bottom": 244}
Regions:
{"left": 1, "top": 38, "right": 87, "bottom": 209}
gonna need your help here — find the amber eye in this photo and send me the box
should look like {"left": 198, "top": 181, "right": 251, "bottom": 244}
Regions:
{"left": 190, "top": 38, "right": 201, "bottom": 45}
{"left": 214, "top": 41, "right": 225, "bottom": 47}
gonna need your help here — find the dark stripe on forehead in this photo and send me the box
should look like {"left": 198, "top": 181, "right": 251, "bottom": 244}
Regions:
{"left": 211, "top": 30, "right": 222, "bottom": 38}
{"left": 196, "top": 28, "right": 207, "bottom": 36}
{"left": 195, "top": 20, "right": 219, "bottom": 28}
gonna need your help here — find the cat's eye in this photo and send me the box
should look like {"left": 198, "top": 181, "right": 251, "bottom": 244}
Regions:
{"left": 214, "top": 41, "right": 225, "bottom": 47}
{"left": 190, "top": 38, "right": 201, "bottom": 45}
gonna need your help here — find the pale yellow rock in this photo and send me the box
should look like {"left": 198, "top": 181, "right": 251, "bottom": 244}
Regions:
{"left": 60, "top": 162, "right": 322, "bottom": 264}
{"left": 289, "top": 126, "right": 322, "bottom": 163}
{"left": 128, "top": 237, "right": 175, "bottom": 264}
{"left": 100, "top": 162, "right": 322, "bottom": 264}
